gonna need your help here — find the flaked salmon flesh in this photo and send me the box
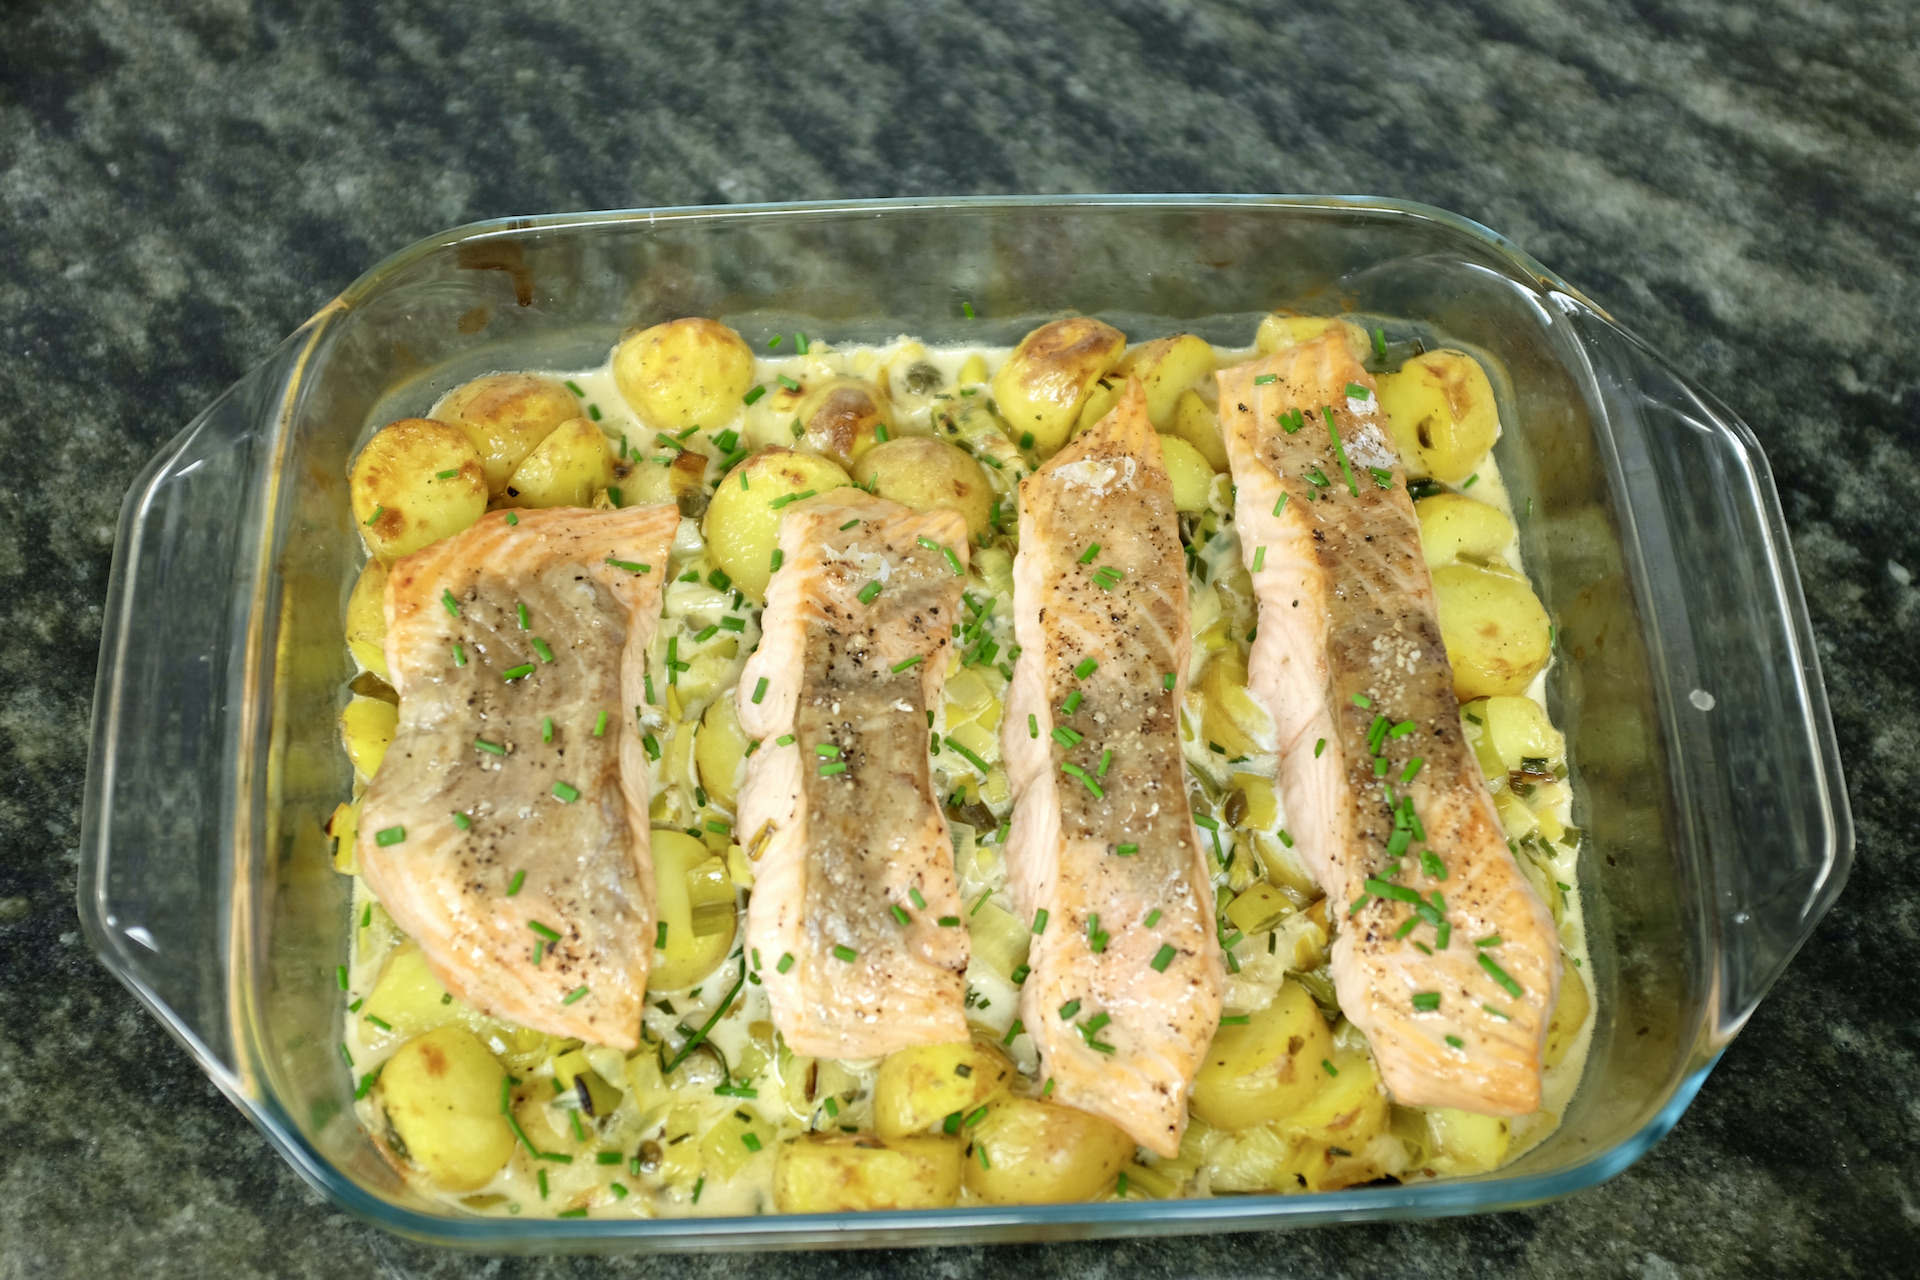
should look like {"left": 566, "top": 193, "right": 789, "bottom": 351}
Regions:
{"left": 1217, "top": 332, "right": 1560, "bottom": 1115}
{"left": 357, "top": 504, "right": 679, "bottom": 1049}
{"left": 1001, "top": 381, "right": 1225, "bottom": 1157}
{"left": 736, "top": 490, "right": 973, "bottom": 1059}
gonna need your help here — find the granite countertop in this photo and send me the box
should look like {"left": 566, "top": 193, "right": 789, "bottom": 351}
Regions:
{"left": 3, "top": 1, "right": 1915, "bottom": 1275}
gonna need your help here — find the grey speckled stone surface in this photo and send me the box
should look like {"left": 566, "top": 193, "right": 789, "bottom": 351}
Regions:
{"left": 3, "top": 0, "right": 1916, "bottom": 1276}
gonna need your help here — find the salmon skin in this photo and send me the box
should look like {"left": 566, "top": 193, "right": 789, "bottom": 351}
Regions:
{"left": 736, "top": 490, "right": 972, "bottom": 1059}
{"left": 1217, "top": 332, "right": 1559, "bottom": 1115}
{"left": 357, "top": 504, "right": 679, "bottom": 1050}
{"left": 1001, "top": 380, "right": 1224, "bottom": 1157}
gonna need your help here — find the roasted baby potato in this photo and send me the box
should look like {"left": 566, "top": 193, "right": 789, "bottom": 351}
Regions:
{"left": 1377, "top": 349, "right": 1500, "bottom": 484}
{"left": 703, "top": 448, "right": 852, "bottom": 601}
{"left": 345, "top": 559, "right": 390, "bottom": 680}
{"left": 851, "top": 438, "right": 992, "bottom": 538}
{"left": 795, "top": 376, "right": 891, "bottom": 468}
{"left": 613, "top": 317, "right": 756, "bottom": 431}
{"left": 963, "top": 1096, "right": 1135, "bottom": 1205}
{"left": 350, "top": 418, "right": 488, "bottom": 562}
{"left": 1423, "top": 1107, "right": 1510, "bottom": 1176}
{"left": 1473, "top": 694, "right": 1566, "bottom": 774}
{"left": 1283, "top": 1045, "right": 1389, "bottom": 1149}
{"left": 772, "top": 1134, "right": 963, "bottom": 1212}
{"left": 1416, "top": 492, "right": 1515, "bottom": 567}
{"left": 436, "top": 373, "right": 578, "bottom": 496}
{"left": 1191, "top": 980, "right": 1335, "bottom": 1130}
{"left": 1254, "top": 314, "right": 1371, "bottom": 361}
{"left": 1432, "top": 563, "right": 1552, "bottom": 699}
{"left": 1159, "top": 434, "right": 1214, "bottom": 513}
{"left": 378, "top": 1026, "right": 515, "bottom": 1192}
{"left": 874, "top": 1040, "right": 1015, "bottom": 1139}
{"left": 695, "top": 693, "right": 750, "bottom": 813}
{"left": 502, "top": 417, "right": 614, "bottom": 509}
{"left": 363, "top": 942, "right": 463, "bottom": 1039}
{"left": 989, "top": 317, "right": 1127, "bottom": 455}
{"left": 340, "top": 695, "right": 398, "bottom": 781}
{"left": 1544, "top": 959, "right": 1590, "bottom": 1069}
{"left": 1117, "top": 335, "right": 1216, "bottom": 429}
{"left": 1169, "top": 389, "right": 1228, "bottom": 470}
{"left": 649, "top": 829, "right": 734, "bottom": 989}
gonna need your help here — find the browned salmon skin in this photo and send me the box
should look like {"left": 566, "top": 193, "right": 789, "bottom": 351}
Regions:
{"left": 1217, "top": 332, "right": 1559, "bottom": 1114}
{"left": 357, "top": 504, "right": 679, "bottom": 1049}
{"left": 736, "top": 490, "right": 972, "bottom": 1059}
{"left": 1001, "top": 380, "right": 1224, "bottom": 1157}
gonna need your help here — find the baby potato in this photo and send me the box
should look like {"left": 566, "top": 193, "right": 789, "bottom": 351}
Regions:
{"left": 1479, "top": 694, "right": 1566, "bottom": 773}
{"left": 956, "top": 352, "right": 990, "bottom": 386}
{"left": 1424, "top": 1108, "right": 1510, "bottom": 1176}
{"left": 436, "top": 373, "right": 577, "bottom": 496}
{"left": 874, "top": 1040, "right": 1015, "bottom": 1139}
{"left": 1254, "top": 314, "right": 1372, "bottom": 361}
{"left": 345, "top": 559, "right": 390, "bottom": 680}
{"left": 1169, "top": 389, "right": 1228, "bottom": 470}
{"left": 1377, "top": 349, "right": 1500, "bottom": 484}
{"left": 1283, "top": 1046, "right": 1389, "bottom": 1148}
{"left": 795, "top": 376, "right": 891, "bottom": 468}
{"left": 1074, "top": 376, "right": 1123, "bottom": 437}
{"left": 703, "top": 448, "right": 853, "bottom": 601}
{"left": 378, "top": 1026, "right": 515, "bottom": 1192}
{"left": 501, "top": 417, "right": 614, "bottom": 509}
{"left": 1545, "top": 959, "right": 1591, "bottom": 1069}
{"left": 989, "top": 317, "right": 1127, "bottom": 455}
{"left": 963, "top": 1096, "right": 1135, "bottom": 1205}
{"left": 1159, "top": 434, "right": 1214, "bottom": 513}
{"left": 1432, "top": 563, "right": 1552, "bottom": 699}
{"left": 650, "top": 829, "right": 735, "bottom": 990}
{"left": 851, "top": 439, "right": 992, "bottom": 539}
{"left": 329, "top": 797, "right": 361, "bottom": 874}
{"left": 772, "top": 1134, "right": 963, "bottom": 1212}
{"left": 1191, "top": 980, "right": 1335, "bottom": 1131}
{"left": 340, "top": 695, "right": 398, "bottom": 781}
{"left": 1117, "top": 335, "right": 1216, "bottom": 429}
{"left": 613, "top": 317, "right": 755, "bottom": 431}
{"left": 364, "top": 942, "right": 463, "bottom": 1039}
{"left": 1417, "top": 492, "right": 1515, "bottom": 567}
{"left": 695, "top": 694, "right": 750, "bottom": 813}
{"left": 350, "top": 418, "right": 487, "bottom": 562}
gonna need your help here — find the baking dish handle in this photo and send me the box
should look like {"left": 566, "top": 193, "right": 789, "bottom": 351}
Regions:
{"left": 1573, "top": 309, "right": 1854, "bottom": 1045}
{"left": 78, "top": 331, "right": 312, "bottom": 1087}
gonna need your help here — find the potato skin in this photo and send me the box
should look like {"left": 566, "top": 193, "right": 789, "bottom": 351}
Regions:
{"left": 1432, "top": 563, "right": 1552, "bottom": 699}
{"left": 345, "top": 559, "right": 390, "bottom": 680}
{"left": 1544, "top": 958, "right": 1590, "bottom": 1069}
{"left": 773, "top": 1134, "right": 963, "bottom": 1212}
{"left": 350, "top": 418, "right": 488, "bottom": 562}
{"left": 1190, "top": 980, "right": 1335, "bottom": 1131}
{"left": 695, "top": 693, "right": 750, "bottom": 814}
{"left": 1159, "top": 434, "right": 1215, "bottom": 513}
{"left": 1255, "top": 314, "right": 1371, "bottom": 362}
{"left": 1416, "top": 492, "right": 1515, "bottom": 566}
{"left": 340, "top": 695, "right": 398, "bottom": 781}
{"left": 851, "top": 439, "right": 993, "bottom": 538}
{"left": 1377, "top": 350, "right": 1500, "bottom": 483}
{"left": 796, "top": 377, "right": 891, "bottom": 468}
{"left": 1117, "top": 334, "right": 1216, "bottom": 429}
{"left": 501, "top": 417, "right": 614, "bottom": 509}
{"left": 873, "top": 1040, "right": 1015, "bottom": 1138}
{"left": 436, "top": 373, "right": 577, "bottom": 496}
{"left": 703, "top": 448, "right": 852, "bottom": 601}
{"left": 963, "top": 1097, "right": 1134, "bottom": 1205}
{"left": 1169, "top": 389, "right": 1228, "bottom": 470}
{"left": 378, "top": 1026, "right": 515, "bottom": 1192}
{"left": 613, "top": 317, "right": 755, "bottom": 431}
{"left": 989, "top": 317, "right": 1126, "bottom": 455}
{"left": 650, "top": 829, "right": 734, "bottom": 990}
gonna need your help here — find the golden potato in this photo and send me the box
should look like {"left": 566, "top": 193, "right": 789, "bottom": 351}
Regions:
{"left": 1199, "top": 650, "right": 1271, "bottom": 761}
{"left": 795, "top": 376, "right": 891, "bottom": 468}
{"left": 649, "top": 829, "right": 734, "bottom": 989}
{"left": 964, "top": 1096, "right": 1135, "bottom": 1205}
{"left": 340, "top": 695, "right": 398, "bottom": 781}
{"left": 1191, "top": 980, "right": 1334, "bottom": 1131}
{"left": 1169, "top": 389, "right": 1228, "bottom": 470}
{"left": 1416, "top": 492, "right": 1515, "bottom": 567}
{"left": 989, "top": 317, "right": 1126, "bottom": 455}
{"left": 773, "top": 1134, "right": 963, "bottom": 1212}
{"left": 1117, "top": 335, "right": 1216, "bottom": 429}
{"left": 695, "top": 694, "right": 750, "bottom": 813}
{"left": 874, "top": 1040, "right": 1015, "bottom": 1138}
{"left": 378, "top": 1026, "right": 515, "bottom": 1191}
{"left": 1479, "top": 694, "right": 1566, "bottom": 773}
{"left": 1432, "top": 563, "right": 1552, "bottom": 699}
{"left": 1377, "top": 349, "right": 1500, "bottom": 484}
{"left": 1424, "top": 1107, "right": 1510, "bottom": 1175}
{"left": 1074, "top": 376, "right": 1123, "bottom": 436}
{"left": 350, "top": 418, "right": 488, "bottom": 562}
{"left": 501, "top": 417, "right": 614, "bottom": 509}
{"left": 1283, "top": 1046, "right": 1389, "bottom": 1148}
{"left": 703, "top": 448, "right": 852, "bottom": 601}
{"left": 956, "top": 353, "right": 990, "bottom": 386}
{"left": 345, "top": 559, "right": 390, "bottom": 680}
{"left": 1159, "top": 434, "right": 1214, "bottom": 513}
{"left": 1254, "top": 314, "right": 1371, "bottom": 361}
{"left": 851, "top": 438, "right": 992, "bottom": 539}
{"left": 1545, "top": 959, "right": 1590, "bottom": 1069}
{"left": 435, "top": 374, "right": 577, "bottom": 496}
{"left": 364, "top": 943, "right": 462, "bottom": 1039}
{"left": 612, "top": 317, "right": 756, "bottom": 431}
{"left": 329, "top": 797, "right": 361, "bottom": 874}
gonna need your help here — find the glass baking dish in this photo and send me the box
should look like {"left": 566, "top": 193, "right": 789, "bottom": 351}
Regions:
{"left": 78, "top": 195, "right": 1851, "bottom": 1250}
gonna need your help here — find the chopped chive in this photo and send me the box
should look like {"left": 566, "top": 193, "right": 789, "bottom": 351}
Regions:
{"left": 502, "top": 663, "right": 536, "bottom": 681}
{"left": 364, "top": 505, "right": 385, "bottom": 527}
{"left": 794, "top": 332, "right": 810, "bottom": 353}
{"left": 529, "top": 921, "right": 562, "bottom": 944}
{"left": 693, "top": 624, "right": 719, "bottom": 643}
{"left": 1484, "top": 1003, "right": 1511, "bottom": 1021}
{"left": 1370, "top": 466, "right": 1394, "bottom": 489}
{"left": 1144, "top": 908, "right": 1162, "bottom": 928}
{"left": 1078, "top": 543, "right": 1101, "bottom": 565}
{"left": 937, "top": 915, "right": 961, "bottom": 927}
{"left": 818, "top": 761, "right": 848, "bottom": 777}
{"left": 360, "top": 904, "right": 372, "bottom": 927}
{"left": 744, "top": 384, "right": 767, "bottom": 406}
{"left": 1011, "top": 963, "right": 1031, "bottom": 985}
{"left": 1060, "top": 761, "right": 1105, "bottom": 798}
{"left": 857, "top": 580, "right": 883, "bottom": 605}
{"left": 768, "top": 489, "right": 817, "bottom": 510}
{"left": 1063, "top": 690, "right": 1083, "bottom": 714}
{"left": 1477, "top": 935, "right": 1503, "bottom": 948}
{"left": 1352, "top": 693, "right": 1373, "bottom": 709}
{"left": 1251, "top": 545, "right": 1267, "bottom": 572}
{"left": 1412, "top": 992, "right": 1441, "bottom": 1012}
{"left": 1051, "top": 726, "right": 1083, "bottom": 747}
{"left": 752, "top": 677, "right": 769, "bottom": 704}
{"left": 1479, "top": 953, "right": 1524, "bottom": 997}
{"left": 1314, "top": 738, "right": 1326, "bottom": 758}
{"left": 776, "top": 374, "right": 801, "bottom": 393}
{"left": 562, "top": 985, "right": 589, "bottom": 1005}
{"left": 373, "top": 825, "right": 406, "bottom": 847}
{"left": 777, "top": 952, "right": 795, "bottom": 974}
{"left": 1253, "top": 374, "right": 1277, "bottom": 385}
{"left": 1114, "top": 842, "right": 1138, "bottom": 856}
{"left": 890, "top": 904, "right": 912, "bottom": 927}
{"left": 1402, "top": 757, "right": 1425, "bottom": 783}
{"left": 831, "top": 944, "right": 858, "bottom": 963}
{"left": 769, "top": 547, "right": 784, "bottom": 573}
{"left": 474, "top": 738, "right": 507, "bottom": 756}
{"left": 541, "top": 716, "right": 554, "bottom": 743}
{"left": 440, "top": 589, "right": 460, "bottom": 616}
{"left": 888, "top": 654, "right": 924, "bottom": 673}
{"left": 552, "top": 781, "right": 580, "bottom": 803}
{"left": 1163, "top": 672, "right": 1176, "bottom": 692}
{"left": 1029, "top": 713, "right": 1039, "bottom": 739}
{"left": 815, "top": 743, "right": 841, "bottom": 757}
{"left": 1032, "top": 908, "right": 1050, "bottom": 936}
{"left": 946, "top": 736, "right": 991, "bottom": 773}
{"left": 642, "top": 733, "right": 660, "bottom": 761}
{"left": 1150, "top": 944, "right": 1177, "bottom": 972}
{"left": 1074, "top": 657, "right": 1098, "bottom": 679}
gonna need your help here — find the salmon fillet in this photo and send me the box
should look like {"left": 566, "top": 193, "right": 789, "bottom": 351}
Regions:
{"left": 1001, "top": 380, "right": 1225, "bottom": 1157}
{"left": 356, "top": 504, "right": 679, "bottom": 1049}
{"left": 1217, "top": 332, "right": 1560, "bottom": 1115}
{"left": 736, "top": 489, "right": 972, "bottom": 1059}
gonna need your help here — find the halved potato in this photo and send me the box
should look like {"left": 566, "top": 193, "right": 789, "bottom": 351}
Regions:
{"left": 1432, "top": 563, "right": 1552, "bottom": 699}
{"left": 851, "top": 438, "right": 992, "bottom": 538}
{"left": 1117, "top": 335, "right": 1216, "bottom": 429}
{"left": 1159, "top": 435, "right": 1214, "bottom": 512}
{"left": 1416, "top": 492, "right": 1515, "bottom": 566}
{"left": 795, "top": 376, "right": 890, "bottom": 468}
{"left": 613, "top": 318, "right": 756, "bottom": 431}
{"left": 773, "top": 1134, "right": 963, "bottom": 1212}
{"left": 501, "top": 417, "right": 614, "bottom": 509}
{"left": 1191, "top": 980, "right": 1334, "bottom": 1131}
{"left": 436, "top": 373, "right": 577, "bottom": 496}
{"left": 345, "top": 559, "right": 390, "bottom": 680}
{"left": 703, "top": 448, "right": 852, "bottom": 601}
{"left": 1544, "top": 960, "right": 1591, "bottom": 1069}
{"left": 963, "top": 1097, "right": 1134, "bottom": 1205}
{"left": 350, "top": 418, "right": 488, "bottom": 562}
{"left": 649, "top": 829, "right": 734, "bottom": 989}
{"left": 1377, "top": 349, "right": 1500, "bottom": 484}
{"left": 1169, "top": 389, "right": 1228, "bottom": 470}
{"left": 695, "top": 694, "right": 750, "bottom": 813}
{"left": 874, "top": 1040, "right": 1015, "bottom": 1138}
{"left": 340, "top": 695, "right": 398, "bottom": 781}
{"left": 1254, "top": 314, "right": 1371, "bottom": 361}
{"left": 989, "top": 317, "right": 1126, "bottom": 455}
{"left": 378, "top": 1026, "right": 515, "bottom": 1192}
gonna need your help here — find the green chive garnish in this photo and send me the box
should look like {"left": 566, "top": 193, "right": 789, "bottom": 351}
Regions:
{"left": 1078, "top": 543, "right": 1101, "bottom": 565}
{"left": 1032, "top": 908, "right": 1050, "bottom": 936}
{"left": 502, "top": 663, "right": 535, "bottom": 681}
{"left": 504, "top": 511, "right": 518, "bottom": 525}
{"left": 593, "top": 709, "right": 609, "bottom": 737}
{"left": 1115, "top": 843, "right": 1137, "bottom": 856}
{"left": 373, "top": 825, "right": 405, "bottom": 847}
{"left": 1412, "top": 992, "right": 1441, "bottom": 1012}
{"left": 857, "top": 580, "right": 883, "bottom": 605}
{"left": 890, "top": 655, "right": 924, "bottom": 672}
{"left": 831, "top": 945, "right": 857, "bottom": 963}
{"left": 440, "top": 589, "right": 459, "bottom": 616}
{"left": 1479, "top": 953, "right": 1524, "bottom": 997}
{"left": 1150, "top": 944, "right": 1177, "bottom": 972}
{"left": 752, "top": 677, "right": 768, "bottom": 704}
{"left": 1029, "top": 713, "right": 1039, "bottom": 739}
{"left": 1314, "top": 738, "right": 1326, "bottom": 757}
{"left": 552, "top": 781, "right": 580, "bottom": 803}
{"left": 744, "top": 385, "right": 767, "bottom": 406}
{"left": 770, "top": 548, "right": 784, "bottom": 572}
{"left": 777, "top": 952, "right": 795, "bottom": 973}
{"left": 1253, "top": 374, "right": 1277, "bottom": 385}
{"left": 605, "top": 558, "right": 650, "bottom": 573}
{"left": 562, "top": 985, "right": 589, "bottom": 1005}
{"left": 1163, "top": 672, "right": 1176, "bottom": 691}
{"left": 365, "top": 505, "right": 384, "bottom": 527}
{"left": 474, "top": 738, "right": 506, "bottom": 755}
{"left": 818, "top": 761, "right": 848, "bottom": 776}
